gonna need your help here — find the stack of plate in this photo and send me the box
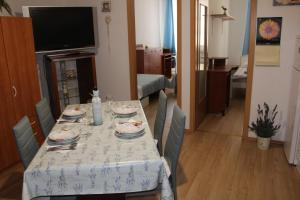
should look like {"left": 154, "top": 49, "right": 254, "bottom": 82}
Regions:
{"left": 47, "top": 130, "right": 80, "bottom": 146}
{"left": 114, "top": 122, "right": 145, "bottom": 139}
{"left": 112, "top": 106, "right": 138, "bottom": 118}
{"left": 62, "top": 109, "right": 86, "bottom": 120}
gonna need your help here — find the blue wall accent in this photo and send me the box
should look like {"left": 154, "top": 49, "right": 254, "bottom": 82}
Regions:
{"left": 242, "top": 0, "right": 251, "bottom": 56}
{"left": 163, "top": 0, "right": 176, "bottom": 53}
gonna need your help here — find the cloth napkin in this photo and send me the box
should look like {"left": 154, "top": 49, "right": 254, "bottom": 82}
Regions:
{"left": 63, "top": 109, "right": 85, "bottom": 117}
{"left": 48, "top": 130, "right": 78, "bottom": 141}
{"left": 112, "top": 106, "right": 138, "bottom": 115}
{"left": 115, "top": 122, "right": 144, "bottom": 134}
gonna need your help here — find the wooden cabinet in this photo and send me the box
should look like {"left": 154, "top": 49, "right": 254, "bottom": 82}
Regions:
{"left": 0, "top": 17, "right": 42, "bottom": 171}
{"left": 137, "top": 47, "right": 162, "bottom": 74}
{"left": 207, "top": 66, "right": 233, "bottom": 115}
{"left": 136, "top": 47, "right": 174, "bottom": 77}
{"left": 45, "top": 53, "right": 97, "bottom": 119}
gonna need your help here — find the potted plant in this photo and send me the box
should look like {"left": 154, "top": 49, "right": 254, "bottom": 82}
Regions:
{"left": 249, "top": 103, "right": 281, "bottom": 150}
{"left": 0, "top": 0, "right": 12, "bottom": 16}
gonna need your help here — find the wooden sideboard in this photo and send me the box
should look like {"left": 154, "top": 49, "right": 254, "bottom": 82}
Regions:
{"left": 207, "top": 65, "right": 237, "bottom": 115}
{"left": 0, "top": 17, "right": 43, "bottom": 171}
{"left": 136, "top": 47, "right": 174, "bottom": 78}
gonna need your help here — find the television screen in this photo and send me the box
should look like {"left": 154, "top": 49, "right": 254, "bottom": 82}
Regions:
{"left": 28, "top": 7, "right": 95, "bottom": 52}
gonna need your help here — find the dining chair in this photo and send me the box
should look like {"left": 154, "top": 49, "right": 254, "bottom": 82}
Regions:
{"left": 163, "top": 105, "right": 186, "bottom": 200}
{"left": 12, "top": 116, "right": 39, "bottom": 169}
{"left": 154, "top": 90, "right": 168, "bottom": 155}
{"left": 13, "top": 117, "right": 77, "bottom": 200}
{"left": 36, "top": 98, "right": 55, "bottom": 138}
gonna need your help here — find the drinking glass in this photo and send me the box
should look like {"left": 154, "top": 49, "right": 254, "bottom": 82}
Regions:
{"left": 105, "top": 96, "right": 114, "bottom": 113}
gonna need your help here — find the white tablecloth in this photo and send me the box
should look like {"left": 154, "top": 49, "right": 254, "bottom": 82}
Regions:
{"left": 22, "top": 101, "right": 173, "bottom": 200}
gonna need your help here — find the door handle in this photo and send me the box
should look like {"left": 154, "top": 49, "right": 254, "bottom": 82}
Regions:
{"left": 12, "top": 86, "right": 17, "bottom": 97}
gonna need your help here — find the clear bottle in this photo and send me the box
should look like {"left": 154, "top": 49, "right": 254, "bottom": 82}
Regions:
{"left": 92, "top": 89, "right": 103, "bottom": 125}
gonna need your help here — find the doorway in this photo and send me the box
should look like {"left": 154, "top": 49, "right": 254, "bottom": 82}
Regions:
{"left": 127, "top": 0, "right": 182, "bottom": 107}
{"left": 190, "top": 0, "right": 257, "bottom": 138}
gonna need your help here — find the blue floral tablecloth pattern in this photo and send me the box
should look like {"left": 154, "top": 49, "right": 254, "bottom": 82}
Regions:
{"left": 22, "top": 101, "right": 173, "bottom": 200}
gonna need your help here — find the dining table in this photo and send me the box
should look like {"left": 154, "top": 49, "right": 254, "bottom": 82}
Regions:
{"left": 22, "top": 101, "right": 173, "bottom": 200}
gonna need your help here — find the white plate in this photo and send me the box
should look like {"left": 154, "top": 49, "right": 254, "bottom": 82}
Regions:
{"left": 115, "top": 130, "right": 145, "bottom": 139}
{"left": 112, "top": 106, "right": 138, "bottom": 115}
{"left": 63, "top": 109, "right": 86, "bottom": 117}
{"left": 48, "top": 130, "right": 79, "bottom": 141}
{"left": 115, "top": 122, "right": 144, "bottom": 134}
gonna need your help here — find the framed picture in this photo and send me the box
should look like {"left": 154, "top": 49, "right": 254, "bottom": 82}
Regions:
{"left": 256, "top": 17, "right": 282, "bottom": 45}
{"left": 102, "top": 1, "right": 111, "bottom": 12}
{"left": 273, "top": 0, "right": 300, "bottom": 6}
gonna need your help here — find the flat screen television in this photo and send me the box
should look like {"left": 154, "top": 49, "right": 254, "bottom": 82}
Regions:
{"left": 23, "top": 6, "right": 95, "bottom": 53}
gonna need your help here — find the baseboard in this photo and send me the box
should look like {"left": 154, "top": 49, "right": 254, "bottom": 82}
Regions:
{"left": 243, "top": 136, "right": 284, "bottom": 145}
{"left": 184, "top": 128, "right": 193, "bottom": 134}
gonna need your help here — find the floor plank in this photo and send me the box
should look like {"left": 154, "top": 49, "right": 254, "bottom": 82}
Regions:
{"left": 198, "top": 99, "right": 245, "bottom": 137}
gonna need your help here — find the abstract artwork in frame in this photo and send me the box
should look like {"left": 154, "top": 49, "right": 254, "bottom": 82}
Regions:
{"left": 255, "top": 17, "right": 282, "bottom": 66}
{"left": 273, "top": 0, "right": 300, "bottom": 6}
{"left": 256, "top": 17, "right": 282, "bottom": 45}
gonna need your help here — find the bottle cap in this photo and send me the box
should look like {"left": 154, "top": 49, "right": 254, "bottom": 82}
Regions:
{"left": 93, "top": 89, "right": 99, "bottom": 97}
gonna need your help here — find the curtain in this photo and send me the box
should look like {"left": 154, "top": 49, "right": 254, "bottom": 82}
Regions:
{"left": 242, "top": 0, "right": 251, "bottom": 56}
{"left": 163, "top": 0, "right": 176, "bottom": 53}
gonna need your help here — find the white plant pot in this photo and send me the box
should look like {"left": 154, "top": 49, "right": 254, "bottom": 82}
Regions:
{"left": 257, "top": 136, "right": 271, "bottom": 150}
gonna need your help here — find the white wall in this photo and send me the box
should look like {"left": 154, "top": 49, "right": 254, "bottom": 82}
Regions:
{"left": 9, "top": 0, "right": 131, "bottom": 101}
{"left": 208, "top": 0, "right": 230, "bottom": 57}
{"left": 134, "top": 0, "right": 161, "bottom": 47}
{"left": 228, "top": 0, "right": 247, "bottom": 65}
{"left": 249, "top": 0, "right": 300, "bottom": 141}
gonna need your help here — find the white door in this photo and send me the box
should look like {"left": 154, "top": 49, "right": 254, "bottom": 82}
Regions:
{"left": 284, "top": 68, "right": 300, "bottom": 164}
{"left": 294, "top": 37, "right": 300, "bottom": 70}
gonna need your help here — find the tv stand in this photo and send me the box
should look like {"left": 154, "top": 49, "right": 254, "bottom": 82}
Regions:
{"left": 45, "top": 52, "right": 97, "bottom": 119}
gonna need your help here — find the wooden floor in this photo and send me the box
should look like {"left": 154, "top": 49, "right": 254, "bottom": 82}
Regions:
{"left": 1, "top": 94, "right": 300, "bottom": 200}
{"left": 198, "top": 99, "right": 245, "bottom": 137}
{"left": 132, "top": 94, "right": 300, "bottom": 200}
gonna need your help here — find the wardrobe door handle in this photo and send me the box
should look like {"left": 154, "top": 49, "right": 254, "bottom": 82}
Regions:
{"left": 12, "top": 86, "right": 17, "bottom": 97}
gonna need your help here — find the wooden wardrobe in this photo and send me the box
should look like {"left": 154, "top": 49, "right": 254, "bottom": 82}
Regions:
{"left": 0, "top": 17, "right": 43, "bottom": 171}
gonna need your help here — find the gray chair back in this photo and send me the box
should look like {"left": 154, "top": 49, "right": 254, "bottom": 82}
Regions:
{"left": 12, "top": 116, "right": 39, "bottom": 169}
{"left": 36, "top": 98, "right": 55, "bottom": 138}
{"left": 164, "top": 105, "right": 186, "bottom": 200}
{"left": 154, "top": 90, "right": 168, "bottom": 155}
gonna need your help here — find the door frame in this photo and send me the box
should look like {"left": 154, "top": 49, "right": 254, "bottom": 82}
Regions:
{"left": 194, "top": 2, "right": 208, "bottom": 128}
{"left": 127, "top": 0, "right": 182, "bottom": 107}
{"left": 190, "top": 0, "right": 257, "bottom": 139}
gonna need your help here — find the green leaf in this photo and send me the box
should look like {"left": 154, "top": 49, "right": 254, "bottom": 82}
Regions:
{"left": 249, "top": 102, "right": 281, "bottom": 138}
{"left": 0, "top": 0, "right": 12, "bottom": 15}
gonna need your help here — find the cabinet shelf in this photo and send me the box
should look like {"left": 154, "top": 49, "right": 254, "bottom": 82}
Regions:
{"left": 210, "top": 14, "right": 234, "bottom": 21}
{"left": 57, "top": 78, "right": 78, "bottom": 82}
{"left": 45, "top": 52, "right": 97, "bottom": 119}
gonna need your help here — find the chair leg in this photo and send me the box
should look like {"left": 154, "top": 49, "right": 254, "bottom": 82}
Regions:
{"left": 166, "top": 173, "right": 178, "bottom": 199}
{"left": 170, "top": 174, "right": 177, "bottom": 200}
